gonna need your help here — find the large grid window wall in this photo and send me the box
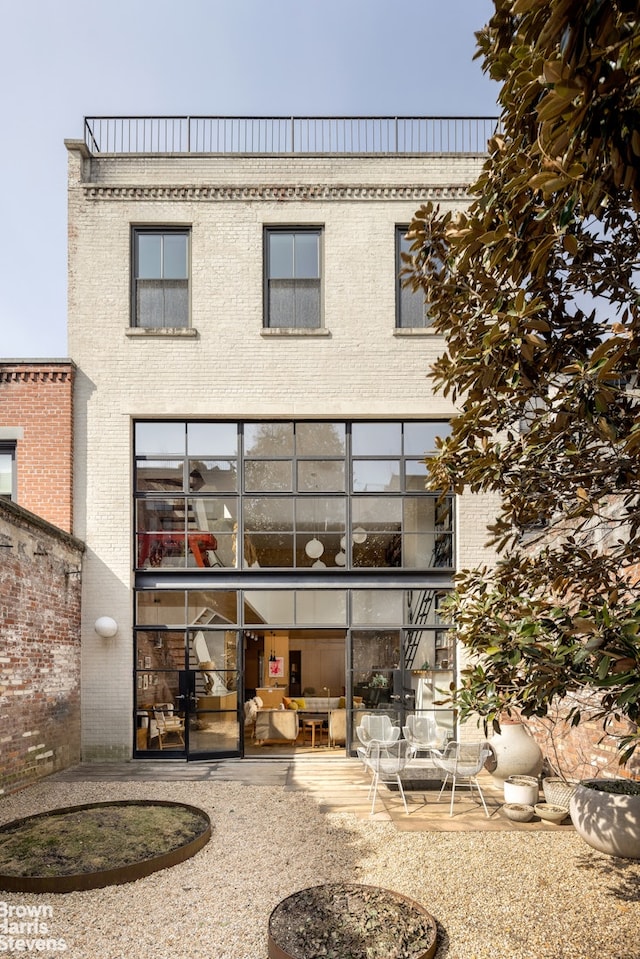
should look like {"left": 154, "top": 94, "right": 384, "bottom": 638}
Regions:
{"left": 135, "top": 420, "right": 453, "bottom": 571}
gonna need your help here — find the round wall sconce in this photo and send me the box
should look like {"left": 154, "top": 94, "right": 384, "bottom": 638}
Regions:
{"left": 94, "top": 616, "right": 118, "bottom": 638}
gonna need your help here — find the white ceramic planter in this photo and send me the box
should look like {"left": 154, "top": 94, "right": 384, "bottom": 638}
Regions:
{"left": 503, "top": 775, "right": 540, "bottom": 806}
{"left": 569, "top": 780, "right": 640, "bottom": 860}
{"left": 488, "top": 722, "right": 543, "bottom": 784}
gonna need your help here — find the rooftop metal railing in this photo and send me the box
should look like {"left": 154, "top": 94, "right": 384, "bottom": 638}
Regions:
{"left": 83, "top": 116, "right": 498, "bottom": 156}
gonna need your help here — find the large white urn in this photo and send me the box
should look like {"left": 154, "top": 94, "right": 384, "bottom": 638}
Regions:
{"left": 487, "top": 720, "right": 543, "bottom": 784}
{"left": 570, "top": 780, "right": 640, "bottom": 859}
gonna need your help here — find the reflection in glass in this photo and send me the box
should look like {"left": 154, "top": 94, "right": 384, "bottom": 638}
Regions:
{"left": 352, "top": 422, "right": 401, "bottom": 456}
{"left": 298, "top": 460, "right": 345, "bottom": 492}
{"left": 352, "top": 590, "right": 403, "bottom": 625}
{"left": 136, "top": 421, "right": 185, "bottom": 456}
{"left": 352, "top": 630, "right": 400, "bottom": 670}
{"left": 190, "top": 629, "right": 238, "bottom": 691}
{"left": 352, "top": 460, "right": 400, "bottom": 493}
{"left": 404, "top": 421, "right": 452, "bottom": 455}
{"left": 189, "top": 459, "right": 237, "bottom": 492}
{"left": 136, "top": 460, "right": 184, "bottom": 492}
{"left": 405, "top": 460, "right": 430, "bottom": 491}
{"left": 296, "top": 422, "right": 345, "bottom": 456}
{"left": 295, "top": 590, "right": 347, "bottom": 624}
{"left": 187, "top": 422, "right": 237, "bottom": 457}
{"left": 244, "top": 422, "right": 294, "bottom": 456}
{"left": 245, "top": 460, "right": 292, "bottom": 492}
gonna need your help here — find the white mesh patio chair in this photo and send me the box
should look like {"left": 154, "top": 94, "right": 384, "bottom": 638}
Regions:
{"left": 359, "top": 740, "right": 417, "bottom": 815}
{"left": 431, "top": 740, "right": 492, "bottom": 817}
{"left": 402, "top": 714, "right": 448, "bottom": 753}
{"left": 355, "top": 714, "right": 401, "bottom": 748}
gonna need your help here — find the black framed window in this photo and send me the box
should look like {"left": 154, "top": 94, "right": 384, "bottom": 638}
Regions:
{"left": 265, "top": 228, "right": 321, "bottom": 328}
{"left": 396, "top": 226, "right": 429, "bottom": 329}
{"left": 132, "top": 228, "right": 190, "bottom": 328}
{"left": 134, "top": 420, "right": 453, "bottom": 572}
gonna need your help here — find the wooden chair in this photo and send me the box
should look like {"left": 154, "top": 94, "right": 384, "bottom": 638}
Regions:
{"left": 153, "top": 708, "right": 185, "bottom": 749}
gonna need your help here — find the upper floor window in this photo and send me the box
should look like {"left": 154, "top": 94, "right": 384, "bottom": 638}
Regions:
{"left": 134, "top": 420, "right": 454, "bottom": 571}
{"left": 132, "top": 228, "right": 189, "bottom": 329}
{"left": 265, "top": 228, "right": 322, "bottom": 329}
{"left": 396, "top": 226, "right": 430, "bottom": 329}
{"left": 0, "top": 443, "right": 16, "bottom": 500}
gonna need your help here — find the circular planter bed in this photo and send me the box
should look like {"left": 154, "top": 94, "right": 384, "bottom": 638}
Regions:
{"left": 268, "top": 882, "right": 437, "bottom": 959}
{"left": 0, "top": 800, "right": 211, "bottom": 893}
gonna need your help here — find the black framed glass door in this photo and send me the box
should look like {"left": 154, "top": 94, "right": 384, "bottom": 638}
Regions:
{"left": 134, "top": 610, "right": 242, "bottom": 759}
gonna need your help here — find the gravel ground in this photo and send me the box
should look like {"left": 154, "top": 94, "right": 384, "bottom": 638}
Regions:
{"left": 1, "top": 778, "right": 639, "bottom": 959}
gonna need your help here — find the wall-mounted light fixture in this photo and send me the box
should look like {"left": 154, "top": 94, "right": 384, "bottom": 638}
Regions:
{"left": 94, "top": 616, "right": 118, "bottom": 639}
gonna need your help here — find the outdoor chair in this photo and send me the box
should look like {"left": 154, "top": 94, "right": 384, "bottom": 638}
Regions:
{"left": 431, "top": 740, "right": 492, "bottom": 817}
{"left": 355, "top": 714, "right": 401, "bottom": 749}
{"left": 357, "top": 740, "right": 417, "bottom": 815}
{"left": 402, "top": 714, "right": 448, "bottom": 753}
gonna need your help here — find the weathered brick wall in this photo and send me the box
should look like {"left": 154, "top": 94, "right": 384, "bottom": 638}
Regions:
{"left": 0, "top": 499, "right": 84, "bottom": 794}
{"left": 519, "top": 498, "right": 640, "bottom": 780}
{"left": 525, "top": 704, "right": 640, "bottom": 782}
{"left": 0, "top": 362, "right": 75, "bottom": 534}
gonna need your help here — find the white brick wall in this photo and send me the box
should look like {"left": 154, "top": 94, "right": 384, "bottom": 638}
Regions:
{"left": 67, "top": 141, "right": 494, "bottom": 757}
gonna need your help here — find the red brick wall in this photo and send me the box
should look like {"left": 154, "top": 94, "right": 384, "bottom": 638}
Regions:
{"left": 0, "top": 362, "right": 75, "bottom": 534}
{"left": 524, "top": 700, "right": 640, "bottom": 783}
{"left": 0, "top": 500, "right": 84, "bottom": 794}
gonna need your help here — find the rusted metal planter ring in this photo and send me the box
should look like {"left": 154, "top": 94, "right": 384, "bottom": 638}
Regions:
{"left": 0, "top": 799, "right": 211, "bottom": 893}
{"left": 268, "top": 882, "right": 437, "bottom": 959}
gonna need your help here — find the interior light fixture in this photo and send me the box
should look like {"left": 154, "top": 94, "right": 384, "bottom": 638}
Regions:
{"left": 334, "top": 551, "right": 346, "bottom": 567}
{"left": 304, "top": 537, "right": 324, "bottom": 559}
{"left": 352, "top": 526, "right": 367, "bottom": 544}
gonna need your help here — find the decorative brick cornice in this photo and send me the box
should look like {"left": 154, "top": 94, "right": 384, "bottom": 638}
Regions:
{"left": 83, "top": 183, "right": 471, "bottom": 202}
{"left": 0, "top": 368, "right": 73, "bottom": 384}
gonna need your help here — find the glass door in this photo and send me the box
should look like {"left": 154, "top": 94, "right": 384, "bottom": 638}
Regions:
{"left": 134, "top": 612, "right": 242, "bottom": 759}
{"left": 186, "top": 623, "right": 241, "bottom": 759}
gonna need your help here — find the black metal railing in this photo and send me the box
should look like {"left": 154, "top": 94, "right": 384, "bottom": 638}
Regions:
{"left": 83, "top": 115, "right": 498, "bottom": 156}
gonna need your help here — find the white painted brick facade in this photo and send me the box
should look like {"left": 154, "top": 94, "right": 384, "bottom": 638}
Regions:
{"left": 67, "top": 140, "right": 499, "bottom": 757}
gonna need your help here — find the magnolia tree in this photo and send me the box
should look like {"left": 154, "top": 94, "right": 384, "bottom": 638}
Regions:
{"left": 405, "top": 0, "right": 640, "bottom": 763}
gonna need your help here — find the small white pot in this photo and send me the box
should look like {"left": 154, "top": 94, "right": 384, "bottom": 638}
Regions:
{"left": 503, "top": 775, "right": 540, "bottom": 806}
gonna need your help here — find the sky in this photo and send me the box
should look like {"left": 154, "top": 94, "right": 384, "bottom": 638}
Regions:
{"left": 0, "top": 0, "right": 499, "bottom": 359}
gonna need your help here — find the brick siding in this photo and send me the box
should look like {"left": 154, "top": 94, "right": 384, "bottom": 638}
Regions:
{"left": 0, "top": 363, "right": 75, "bottom": 534}
{"left": 0, "top": 499, "right": 84, "bottom": 794}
